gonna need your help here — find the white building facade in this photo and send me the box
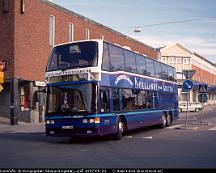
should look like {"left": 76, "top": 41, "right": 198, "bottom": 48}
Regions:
{"left": 160, "top": 43, "right": 216, "bottom": 105}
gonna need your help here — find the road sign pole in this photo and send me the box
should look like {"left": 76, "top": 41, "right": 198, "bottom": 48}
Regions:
{"left": 200, "top": 95, "right": 204, "bottom": 123}
{"left": 199, "top": 94, "right": 208, "bottom": 125}
{"left": 192, "top": 93, "right": 209, "bottom": 125}
{"left": 185, "top": 91, "right": 189, "bottom": 128}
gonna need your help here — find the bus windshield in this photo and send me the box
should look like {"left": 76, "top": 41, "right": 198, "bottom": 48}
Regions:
{"left": 47, "top": 41, "right": 98, "bottom": 71}
{"left": 47, "top": 83, "right": 97, "bottom": 115}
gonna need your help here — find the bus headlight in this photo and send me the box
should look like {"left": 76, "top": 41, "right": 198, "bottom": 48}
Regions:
{"left": 89, "top": 119, "right": 95, "bottom": 123}
{"left": 82, "top": 118, "right": 100, "bottom": 124}
{"left": 94, "top": 117, "right": 100, "bottom": 124}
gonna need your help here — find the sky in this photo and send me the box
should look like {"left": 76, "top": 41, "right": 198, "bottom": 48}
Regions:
{"left": 53, "top": 0, "right": 216, "bottom": 63}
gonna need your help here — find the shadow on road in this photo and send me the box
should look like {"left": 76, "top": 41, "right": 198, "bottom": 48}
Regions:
{"left": 0, "top": 125, "right": 161, "bottom": 145}
{"left": 0, "top": 131, "right": 117, "bottom": 145}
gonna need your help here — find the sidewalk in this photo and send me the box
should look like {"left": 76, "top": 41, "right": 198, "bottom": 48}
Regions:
{"left": 0, "top": 117, "right": 45, "bottom": 134}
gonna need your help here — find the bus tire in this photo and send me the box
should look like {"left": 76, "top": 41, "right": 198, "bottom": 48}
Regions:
{"left": 166, "top": 112, "right": 172, "bottom": 127}
{"left": 160, "top": 113, "right": 167, "bottom": 128}
{"left": 113, "top": 117, "right": 125, "bottom": 140}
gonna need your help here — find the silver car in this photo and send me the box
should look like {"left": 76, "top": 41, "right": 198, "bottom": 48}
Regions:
{"left": 179, "top": 102, "right": 203, "bottom": 112}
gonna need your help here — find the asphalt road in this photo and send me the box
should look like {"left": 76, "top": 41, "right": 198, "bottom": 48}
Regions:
{"left": 0, "top": 106, "right": 215, "bottom": 169}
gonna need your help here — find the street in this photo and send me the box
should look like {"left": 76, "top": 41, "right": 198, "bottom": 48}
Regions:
{"left": 0, "top": 106, "right": 216, "bottom": 169}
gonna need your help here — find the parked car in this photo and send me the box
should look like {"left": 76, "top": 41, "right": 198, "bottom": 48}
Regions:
{"left": 179, "top": 102, "right": 203, "bottom": 112}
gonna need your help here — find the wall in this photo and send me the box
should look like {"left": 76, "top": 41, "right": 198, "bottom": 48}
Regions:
{"left": 13, "top": 0, "right": 158, "bottom": 82}
{"left": 0, "top": 0, "right": 15, "bottom": 79}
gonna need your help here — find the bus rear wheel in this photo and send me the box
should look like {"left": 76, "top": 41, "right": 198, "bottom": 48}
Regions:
{"left": 166, "top": 113, "right": 172, "bottom": 127}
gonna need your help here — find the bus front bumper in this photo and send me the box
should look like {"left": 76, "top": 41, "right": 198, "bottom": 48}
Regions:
{"left": 46, "top": 125, "right": 103, "bottom": 137}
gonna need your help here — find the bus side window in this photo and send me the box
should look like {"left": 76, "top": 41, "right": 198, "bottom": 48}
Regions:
{"left": 112, "top": 88, "right": 120, "bottom": 112}
{"left": 100, "top": 89, "right": 110, "bottom": 112}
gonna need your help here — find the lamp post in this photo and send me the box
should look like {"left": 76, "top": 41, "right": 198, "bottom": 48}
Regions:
{"left": 134, "top": 27, "right": 142, "bottom": 33}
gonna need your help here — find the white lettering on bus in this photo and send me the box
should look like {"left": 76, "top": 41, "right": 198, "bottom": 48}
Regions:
{"left": 115, "top": 75, "right": 133, "bottom": 86}
{"left": 134, "top": 77, "right": 158, "bottom": 91}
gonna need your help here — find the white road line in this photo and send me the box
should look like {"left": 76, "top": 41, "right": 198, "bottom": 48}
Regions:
{"left": 141, "top": 136, "right": 153, "bottom": 139}
{"left": 123, "top": 136, "right": 133, "bottom": 139}
{"left": 166, "top": 124, "right": 184, "bottom": 129}
{"left": 208, "top": 127, "right": 216, "bottom": 131}
{"left": 178, "top": 117, "right": 197, "bottom": 121}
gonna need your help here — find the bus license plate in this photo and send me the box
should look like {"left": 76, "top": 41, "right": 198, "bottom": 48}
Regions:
{"left": 62, "top": 126, "right": 74, "bottom": 129}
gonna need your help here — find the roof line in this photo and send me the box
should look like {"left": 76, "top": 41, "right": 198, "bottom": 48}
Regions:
{"left": 175, "top": 43, "right": 194, "bottom": 55}
{"left": 193, "top": 52, "right": 216, "bottom": 67}
{"left": 39, "top": 0, "right": 157, "bottom": 51}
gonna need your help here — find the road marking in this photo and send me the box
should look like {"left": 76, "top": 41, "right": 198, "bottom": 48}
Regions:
{"left": 208, "top": 127, "right": 216, "bottom": 131}
{"left": 178, "top": 117, "right": 197, "bottom": 121}
{"left": 123, "top": 136, "right": 133, "bottom": 139}
{"left": 80, "top": 149, "right": 88, "bottom": 152}
{"left": 141, "top": 136, "right": 153, "bottom": 139}
{"left": 166, "top": 124, "right": 184, "bottom": 129}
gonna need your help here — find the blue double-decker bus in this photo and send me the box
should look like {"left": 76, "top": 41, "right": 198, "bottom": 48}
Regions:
{"left": 45, "top": 39, "right": 179, "bottom": 139}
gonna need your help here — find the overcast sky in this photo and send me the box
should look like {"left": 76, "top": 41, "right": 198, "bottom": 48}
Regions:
{"left": 53, "top": 0, "right": 216, "bottom": 63}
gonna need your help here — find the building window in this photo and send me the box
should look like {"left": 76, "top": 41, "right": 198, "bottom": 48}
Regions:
{"left": 177, "top": 57, "right": 183, "bottom": 64}
{"left": 20, "top": 0, "right": 25, "bottom": 14}
{"left": 170, "top": 57, "right": 175, "bottom": 63}
{"left": 3, "top": 0, "right": 9, "bottom": 13}
{"left": 183, "top": 58, "right": 189, "bottom": 64}
{"left": 68, "top": 22, "right": 74, "bottom": 42}
{"left": 85, "top": 28, "right": 90, "bottom": 40}
{"left": 20, "top": 86, "right": 30, "bottom": 111}
{"left": 100, "top": 34, "right": 104, "bottom": 40}
{"left": 49, "top": 15, "right": 55, "bottom": 46}
{"left": 161, "top": 57, "right": 166, "bottom": 63}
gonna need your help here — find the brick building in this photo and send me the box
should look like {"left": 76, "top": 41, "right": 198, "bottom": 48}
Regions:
{"left": 0, "top": 0, "right": 159, "bottom": 123}
{"left": 160, "top": 43, "right": 216, "bottom": 104}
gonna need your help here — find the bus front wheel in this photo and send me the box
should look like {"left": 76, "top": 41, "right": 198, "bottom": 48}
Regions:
{"left": 161, "top": 114, "right": 167, "bottom": 128}
{"left": 113, "top": 117, "right": 125, "bottom": 140}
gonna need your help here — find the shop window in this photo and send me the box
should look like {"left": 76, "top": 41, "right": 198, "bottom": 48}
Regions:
{"left": 20, "top": 86, "right": 30, "bottom": 111}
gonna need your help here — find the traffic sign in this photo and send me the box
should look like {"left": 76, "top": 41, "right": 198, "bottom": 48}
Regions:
{"left": 0, "top": 84, "right": 3, "bottom": 92}
{"left": 182, "top": 70, "right": 196, "bottom": 79}
{"left": 199, "top": 84, "right": 208, "bottom": 93}
{"left": 183, "top": 80, "right": 193, "bottom": 91}
{"left": 198, "top": 93, "right": 208, "bottom": 103}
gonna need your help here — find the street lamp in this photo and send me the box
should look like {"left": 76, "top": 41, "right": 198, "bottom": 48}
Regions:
{"left": 134, "top": 27, "right": 142, "bottom": 33}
